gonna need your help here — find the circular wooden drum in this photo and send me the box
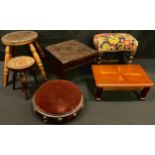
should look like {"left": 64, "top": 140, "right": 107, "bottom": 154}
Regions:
{"left": 32, "top": 80, "right": 84, "bottom": 123}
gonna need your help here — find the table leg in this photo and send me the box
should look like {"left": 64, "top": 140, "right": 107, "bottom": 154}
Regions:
{"left": 20, "top": 71, "right": 29, "bottom": 99}
{"left": 34, "top": 41, "right": 45, "bottom": 58}
{"left": 4, "top": 46, "right": 13, "bottom": 87}
{"left": 29, "top": 43, "right": 48, "bottom": 80}
{"left": 95, "top": 87, "right": 103, "bottom": 101}
{"left": 140, "top": 87, "right": 151, "bottom": 100}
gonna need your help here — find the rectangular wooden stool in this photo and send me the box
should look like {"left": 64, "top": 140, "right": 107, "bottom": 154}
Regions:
{"left": 46, "top": 40, "right": 98, "bottom": 79}
{"left": 91, "top": 64, "right": 154, "bottom": 100}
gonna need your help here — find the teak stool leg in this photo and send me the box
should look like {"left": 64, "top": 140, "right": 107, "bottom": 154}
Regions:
{"left": 140, "top": 87, "right": 151, "bottom": 100}
{"left": 20, "top": 71, "right": 28, "bottom": 99}
{"left": 12, "top": 71, "right": 17, "bottom": 90}
{"left": 29, "top": 43, "right": 48, "bottom": 81}
{"left": 96, "top": 87, "right": 103, "bottom": 101}
{"left": 34, "top": 41, "right": 45, "bottom": 58}
{"left": 4, "top": 46, "right": 13, "bottom": 87}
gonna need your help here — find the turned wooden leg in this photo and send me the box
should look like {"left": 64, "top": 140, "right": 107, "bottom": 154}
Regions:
{"left": 140, "top": 87, "right": 151, "bottom": 100}
{"left": 97, "top": 54, "right": 102, "bottom": 64}
{"left": 12, "top": 71, "right": 17, "bottom": 90}
{"left": 34, "top": 41, "right": 45, "bottom": 58}
{"left": 31, "top": 67, "right": 38, "bottom": 82}
{"left": 4, "top": 46, "right": 13, "bottom": 87}
{"left": 95, "top": 87, "right": 103, "bottom": 101}
{"left": 128, "top": 52, "right": 134, "bottom": 64}
{"left": 29, "top": 43, "right": 48, "bottom": 81}
{"left": 20, "top": 71, "right": 29, "bottom": 99}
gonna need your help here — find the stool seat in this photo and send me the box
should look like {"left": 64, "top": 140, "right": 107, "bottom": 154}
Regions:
{"left": 1, "top": 31, "right": 38, "bottom": 46}
{"left": 7, "top": 56, "right": 35, "bottom": 70}
{"left": 33, "top": 80, "right": 84, "bottom": 122}
{"left": 94, "top": 33, "right": 138, "bottom": 53}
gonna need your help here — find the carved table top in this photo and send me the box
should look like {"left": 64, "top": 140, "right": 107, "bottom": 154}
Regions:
{"left": 46, "top": 40, "right": 98, "bottom": 64}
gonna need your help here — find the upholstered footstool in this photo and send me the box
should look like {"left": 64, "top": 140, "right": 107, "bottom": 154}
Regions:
{"left": 32, "top": 80, "right": 84, "bottom": 123}
{"left": 93, "top": 33, "right": 138, "bottom": 64}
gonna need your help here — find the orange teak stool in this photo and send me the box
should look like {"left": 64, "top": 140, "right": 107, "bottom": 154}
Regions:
{"left": 1, "top": 31, "right": 47, "bottom": 87}
{"left": 91, "top": 64, "right": 154, "bottom": 100}
{"left": 7, "top": 56, "right": 37, "bottom": 99}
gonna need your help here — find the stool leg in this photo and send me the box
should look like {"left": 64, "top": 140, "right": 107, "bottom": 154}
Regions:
{"left": 128, "top": 52, "right": 134, "bottom": 64}
{"left": 96, "top": 87, "right": 103, "bottom": 101}
{"left": 34, "top": 41, "right": 45, "bottom": 58}
{"left": 4, "top": 46, "right": 12, "bottom": 87}
{"left": 31, "top": 67, "right": 38, "bottom": 82}
{"left": 20, "top": 71, "right": 29, "bottom": 99}
{"left": 12, "top": 71, "right": 17, "bottom": 90}
{"left": 97, "top": 53, "right": 102, "bottom": 64}
{"left": 140, "top": 87, "right": 151, "bottom": 100}
{"left": 29, "top": 43, "right": 48, "bottom": 81}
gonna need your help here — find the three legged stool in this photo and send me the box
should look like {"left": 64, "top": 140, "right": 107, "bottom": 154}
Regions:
{"left": 7, "top": 56, "right": 37, "bottom": 99}
{"left": 1, "top": 31, "right": 48, "bottom": 87}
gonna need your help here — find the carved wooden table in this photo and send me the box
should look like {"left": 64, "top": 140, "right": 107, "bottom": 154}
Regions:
{"left": 46, "top": 40, "right": 98, "bottom": 78}
{"left": 32, "top": 80, "right": 84, "bottom": 123}
{"left": 91, "top": 64, "right": 154, "bottom": 100}
{"left": 1, "top": 31, "right": 47, "bottom": 86}
{"left": 7, "top": 56, "right": 37, "bottom": 99}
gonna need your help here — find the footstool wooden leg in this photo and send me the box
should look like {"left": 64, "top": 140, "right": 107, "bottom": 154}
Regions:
{"left": 12, "top": 71, "right": 17, "bottom": 90}
{"left": 29, "top": 43, "right": 48, "bottom": 81}
{"left": 34, "top": 41, "right": 45, "bottom": 58}
{"left": 140, "top": 87, "right": 151, "bottom": 100}
{"left": 97, "top": 54, "right": 102, "bottom": 64}
{"left": 4, "top": 46, "right": 12, "bottom": 87}
{"left": 20, "top": 71, "right": 29, "bottom": 99}
{"left": 96, "top": 87, "right": 103, "bottom": 101}
{"left": 128, "top": 52, "right": 134, "bottom": 64}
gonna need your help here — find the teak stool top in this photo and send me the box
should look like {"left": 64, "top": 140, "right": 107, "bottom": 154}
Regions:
{"left": 92, "top": 64, "right": 154, "bottom": 88}
{"left": 7, "top": 56, "right": 35, "bottom": 70}
{"left": 1, "top": 31, "right": 38, "bottom": 46}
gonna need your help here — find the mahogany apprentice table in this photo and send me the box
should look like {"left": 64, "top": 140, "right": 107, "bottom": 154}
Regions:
{"left": 91, "top": 64, "right": 154, "bottom": 100}
{"left": 46, "top": 40, "right": 98, "bottom": 78}
{"left": 1, "top": 31, "right": 47, "bottom": 86}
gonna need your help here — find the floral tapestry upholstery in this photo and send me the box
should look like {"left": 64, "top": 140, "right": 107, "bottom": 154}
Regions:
{"left": 93, "top": 33, "right": 138, "bottom": 53}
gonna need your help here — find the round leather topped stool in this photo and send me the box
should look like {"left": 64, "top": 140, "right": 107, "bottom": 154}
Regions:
{"left": 1, "top": 31, "right": 47, "bottom": 87}
{"left": 32, "top": 80, "right": 84, "bottom": 123}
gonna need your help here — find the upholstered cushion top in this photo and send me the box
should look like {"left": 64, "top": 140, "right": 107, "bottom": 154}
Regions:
{"left": 33, "top": 80, "right": 83, "bottom": 115}
{"left": 93, "top": 33, "right": 138, "bottom": 53}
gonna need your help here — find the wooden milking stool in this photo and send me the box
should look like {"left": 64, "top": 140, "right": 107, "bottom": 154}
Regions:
{"left": 1, "top": 31, "right": 48, "bottom": 87}
{"left": 7, "top": 56, "right": 37, "bottom": 99}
